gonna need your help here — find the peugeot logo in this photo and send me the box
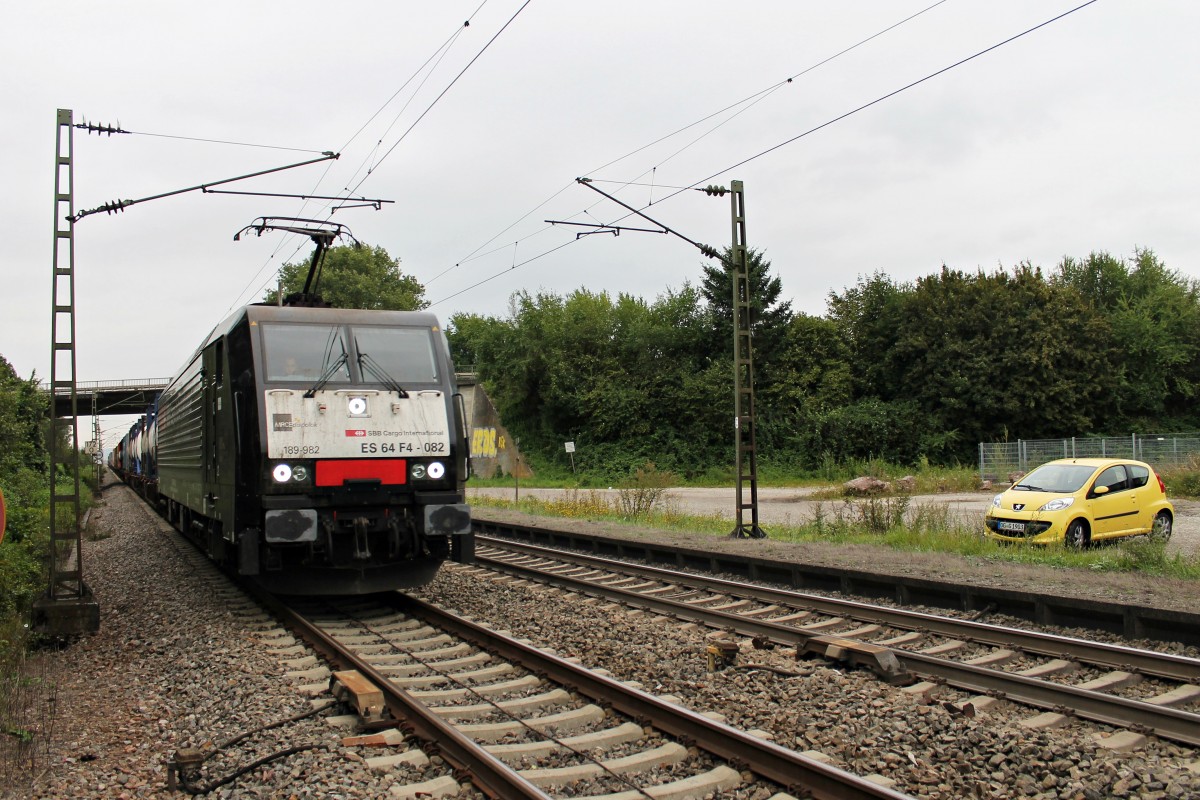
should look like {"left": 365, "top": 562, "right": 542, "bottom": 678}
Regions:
{"left": 1014, "top": 503, "right": 1025, "bottom": 511}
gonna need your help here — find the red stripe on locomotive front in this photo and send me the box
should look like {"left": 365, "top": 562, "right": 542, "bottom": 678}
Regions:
{"left": 316, "top": 459, "right": 408, "bottom": 486}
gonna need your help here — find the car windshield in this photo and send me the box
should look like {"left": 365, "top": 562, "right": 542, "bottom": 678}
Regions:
{"left": 1013, "top": 464, "right": 1098, "bottom": 493}
{"left": 262, "top": 323, "right": 350, "bottom": 383}
{"left": 351, "top": 326, "right": 439, "bottom": 384}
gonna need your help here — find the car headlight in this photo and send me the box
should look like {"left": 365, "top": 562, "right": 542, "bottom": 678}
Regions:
{"left": 272, "top": 464, "right": 293, "bottom": 483}
{"left": 347, "top": 396, "right": 369, "bottom": 417}
{"left": 1038, "top": 497, "right": 1074, "bottom": 512}
{"left": 291, "top": 465, "right": 308, "bottom": 482}
{"left": 992, "top": 493, "right": 1003, "bottom": 508}
{"left": 428, "top": 461, "right": 445, "bottom": 480}
{"left": 411, "top": 464, "right": 427, "bottom": 480}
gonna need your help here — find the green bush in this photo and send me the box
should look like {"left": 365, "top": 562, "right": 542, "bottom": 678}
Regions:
{"left": 0, "top": 354, "right": 59, "bottom": 665}
{"left": 616, "top": 462, "right": 676, "bottom": 517}
{"left": 0, "top": 541, "right": 42, "bottom": 622}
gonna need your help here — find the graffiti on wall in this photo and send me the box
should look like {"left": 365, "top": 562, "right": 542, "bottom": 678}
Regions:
{"left": 471, "top": 426, "right": 505, "bottom": 458}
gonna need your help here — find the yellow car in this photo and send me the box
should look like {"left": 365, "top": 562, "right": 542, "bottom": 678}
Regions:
{"left": 984, "top": 458, "right": 1173, "bottom": 547}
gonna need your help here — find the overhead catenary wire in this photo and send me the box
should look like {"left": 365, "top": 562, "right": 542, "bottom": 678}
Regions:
{"left": 335, "top": 19, "right": 475, "bottom": 204}
{"left": 342, "top": 0, "right": 534, "bottom": 201}
{"left": 225, "top": 13, "right": 481, "bottom": 310}
{"left": 585, "top": 0, "right": 953, "bottom": 181}
{"left": 228, "top": 0, "right": 523, "bottom": 311}
{"left": 638, "top": 0, "right": 1102, "bottom": 210}
{"left": 335, "top": 5, "right": 485, "bottom": 157}
{"left": 427, "top": 0, "right": 952, "bottom": 289}
{"left": 225, "top": 4, "right": 490, "bottom": 310}
{"left": 431, "top": 239, "right": 578, "bottom": 306}
{"left": 121, "top": 129, "right": 330, "bottom": 154}
{"left": 432, "top": 0, "right": 1100, "bottom": 309}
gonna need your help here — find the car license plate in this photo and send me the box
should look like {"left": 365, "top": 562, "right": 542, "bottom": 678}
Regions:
{"left": 998, "top": 521, "right": 1025, "bottom": 533}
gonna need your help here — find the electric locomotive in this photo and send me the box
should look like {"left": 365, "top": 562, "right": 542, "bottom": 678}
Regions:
{"left": 150, "top": 302, "right": 473, "bottom": 594}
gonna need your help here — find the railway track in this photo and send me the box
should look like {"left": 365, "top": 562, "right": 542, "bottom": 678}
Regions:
{"left": 471, "top": 535, "right": 1200, "bottom": 748}
{"left": 471, "top": 514, "right": 1200, "bottom": 647}
{"left": 52, "top": 480, "right": 1199, "bottom": 799}
{"left": 242, "top": 586, "right": 911, "bottom": 799}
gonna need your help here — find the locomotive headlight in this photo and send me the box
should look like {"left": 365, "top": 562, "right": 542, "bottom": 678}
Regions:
{"left": 411, "top": 464, "right": 427, "bottom": 480}
{"left": 291, "top": 465, "right": 308, "bottom": 482}
{"left": 347, "top": 396, "right": 369, "bottom": 417}
{"left": 427, "top": 461, "right": 445, "bottom": 480}
{"left": 272, "top": 463, "right": 293, "bottom": 483}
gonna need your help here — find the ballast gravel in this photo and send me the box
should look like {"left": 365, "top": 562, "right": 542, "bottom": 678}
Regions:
{"left": 416, "top": 567, "right": 1200, "bottom": 800}
{"left": 11, "top": 481, "right": 1200, "bottom": 800}
{"left": 17, "top": 483, "right": 463, "bottom": 800}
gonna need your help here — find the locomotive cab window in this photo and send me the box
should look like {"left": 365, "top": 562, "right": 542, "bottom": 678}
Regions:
{"left": 262, "top": 323, "right": 351, "bottom": 383}
{"left": 351, "top": 327, "right": 439, "bottom": 384}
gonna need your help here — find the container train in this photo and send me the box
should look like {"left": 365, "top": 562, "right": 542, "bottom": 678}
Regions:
{"left": 109, "top": 303, "right": 473, "bottom": 594}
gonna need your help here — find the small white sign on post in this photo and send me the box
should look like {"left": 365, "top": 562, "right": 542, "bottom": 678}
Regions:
{"left": 564, "top": 441, "right": 576, "bottom": 474}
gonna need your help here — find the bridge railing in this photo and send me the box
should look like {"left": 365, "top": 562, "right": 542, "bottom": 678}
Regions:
{"left": 41, "top": 378, "right": 172, "bottom": 394}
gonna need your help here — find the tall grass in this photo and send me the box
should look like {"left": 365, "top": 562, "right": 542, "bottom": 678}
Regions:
{"left": 1160, "top": 456, "right": 1200, "bottom": 499}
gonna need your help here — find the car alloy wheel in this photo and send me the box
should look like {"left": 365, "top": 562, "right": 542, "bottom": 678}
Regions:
{"left": 1065, "top": 519, "right": 1089, "bottom": 548}
{"left": 1150, "top": 511, "right": 1173, "bottom": 543}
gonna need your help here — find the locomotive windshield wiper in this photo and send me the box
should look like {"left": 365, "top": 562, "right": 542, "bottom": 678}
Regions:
{"left": 357, "top": 350, "right": 408, "bottom": 398}
{"left": 303, "top": 351, "right": 349, "bottom": 398}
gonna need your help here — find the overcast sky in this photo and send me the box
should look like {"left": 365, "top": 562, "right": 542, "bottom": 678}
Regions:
{"left": 4, "top": 2, "right": 1198, "bottom": 447}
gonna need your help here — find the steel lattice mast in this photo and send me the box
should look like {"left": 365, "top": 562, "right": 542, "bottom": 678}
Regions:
{"left": 34, "top": 108, "right": 100, "bottom": 635}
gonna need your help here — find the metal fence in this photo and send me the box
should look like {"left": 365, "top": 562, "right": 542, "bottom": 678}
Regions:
{"left": 979, "top": 433, "right": 1200, "bottom": 481}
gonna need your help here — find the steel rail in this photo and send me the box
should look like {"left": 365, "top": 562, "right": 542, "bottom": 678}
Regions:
{"left": 383, "top": 593, "right": 913, "bottom": 800}
{"left": 472, "top": 515, "right": 1200, "bottom": 647}
{"left": 473, "top": 543, "right": 1200, "bottom": 747}
{"left": 243, "top": 584, "right": 553, "bottom": 800}
{"left": 478, "top": 535, "right": 1200, "bottom": 683}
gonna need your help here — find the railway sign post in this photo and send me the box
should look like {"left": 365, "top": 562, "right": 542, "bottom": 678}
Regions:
{"left": 565, "top": 441, "right": 576, "bottom": 474}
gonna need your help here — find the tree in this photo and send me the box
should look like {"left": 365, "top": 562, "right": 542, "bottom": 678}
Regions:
{"left": 0, "top": 355, "right": 47, "bottom": 481}
{"left": 826, "top": 271, "right": 908, "bottom": 399}
{"left": 262, "top": 243, "right": 427, "bottom": 310}
{"left": 767, "top": 313, "right": 854, "bottom": 413}
{"left": 698, "top": 247, "right": 793, "bottom": 369}
{"left": 1055, "top": 249, "right": 1200, "bottom": 428}
{"left": 885, "top": 265, "right": 1113, "bottom": 453}
{"left": 825, "top": 265, "right": 1121, "bottom": 461}
{"left": 449, "top": 284, "right": 728, "bottom": 477}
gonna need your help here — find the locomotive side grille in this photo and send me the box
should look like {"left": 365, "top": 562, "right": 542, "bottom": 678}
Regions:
{"left": 157, "top": 358, "right": 205, "bottom": 469}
